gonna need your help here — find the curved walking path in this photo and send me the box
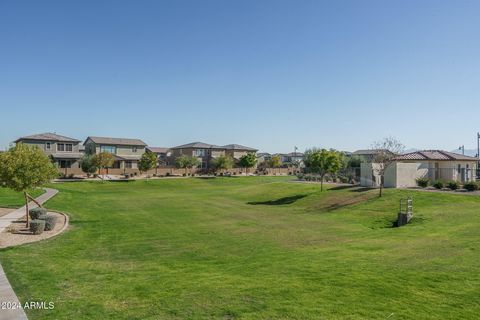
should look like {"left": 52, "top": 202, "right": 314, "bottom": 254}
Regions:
{"left": 0, "top": 187, "right": 58, "bottom": 320}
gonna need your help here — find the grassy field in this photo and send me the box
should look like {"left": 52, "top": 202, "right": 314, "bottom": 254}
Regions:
{"left": 0, "top": 188, "right": 45, "bottom": 208}
{"left": 0, "top": 177, "right": 479, "bottom": 319}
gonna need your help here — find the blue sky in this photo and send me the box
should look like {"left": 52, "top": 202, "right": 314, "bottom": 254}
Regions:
{"left": 1, "top": 0, "right": 479, "bottom": 153}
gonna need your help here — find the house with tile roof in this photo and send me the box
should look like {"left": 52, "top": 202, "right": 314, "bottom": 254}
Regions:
{"left": 83, "top": 136, "right": 147, "bottom": 172}
{"left": 146, "top": 147, "right": 172, "bottom": 166}
{"left": 14, "top": 132, "right": 83, "bottom": 173}
{"left": 170, "top": 142, "right": 257, "bottom": 170}
{"left": 360, "top": 150, "right": 478, "bottom": 188}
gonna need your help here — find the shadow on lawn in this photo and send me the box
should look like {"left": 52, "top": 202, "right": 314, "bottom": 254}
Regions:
{"left": 248, "top": 194, "right": 308, "bottom": 205}
{"left": 328, "top": 185, "right": 356, "bottom": 191}
{"left": 350, "top": 187, "right": 376, "bottom": 193}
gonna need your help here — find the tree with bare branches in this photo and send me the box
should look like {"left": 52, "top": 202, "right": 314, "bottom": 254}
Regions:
{"left": 371, "top": 137, "right": 404, "bottom": 197}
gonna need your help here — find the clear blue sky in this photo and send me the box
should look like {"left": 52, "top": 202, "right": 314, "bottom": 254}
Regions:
{"left": 1, "top": 0, "right": 479, "bottom": 153}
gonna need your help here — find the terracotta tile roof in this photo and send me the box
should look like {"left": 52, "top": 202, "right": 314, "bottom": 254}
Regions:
{"left": 394, "top": 150, "right": 478, "bottom": 161}
{"left": 15, "top": 132, "right": 80, "bottom": 143}
{"left": 85, "top": 136, "right": 147, "bottom": 146}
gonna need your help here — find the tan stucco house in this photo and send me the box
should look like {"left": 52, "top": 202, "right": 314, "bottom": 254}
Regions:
{"left": 14, "top": 132, "right": 83, "bottom": 171}
{"left": 361, "top": 150, "right": 478, "bottom": 188}
{"left": 84, "top": 136, "right": 147, "bottom": 171}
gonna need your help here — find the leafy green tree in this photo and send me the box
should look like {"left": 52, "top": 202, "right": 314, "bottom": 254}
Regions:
{"left": 304, "top": 148, "right": 344, "bottom": 191}
{"left": 0, "top": 143, "right": 58, "bottom": 226}
{"left": 80, "top": 155, "right": 98, "bottom": 177}
{"left": 211, "top": 155, "right": 234, "bottom": 174}
{"left": 268, "top": 155, "right": 282, "bottom": 168}
{"left": 239, "top": 153, "right": 257, "bottom": 175}
{"left": 92, "top": 152, "right": 115, "bottom": 180}
{"left": 175, "top": 155, "right": 200, "bottom": 175}
{"left": 138, "top": 152, "right": 158, "bottom": 177}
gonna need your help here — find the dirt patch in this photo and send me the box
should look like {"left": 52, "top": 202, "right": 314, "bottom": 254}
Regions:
{"left": 314, "top": 190, "right": 376, "bottom": 212}
{"left": 0, "top": 208, "right": 15, "bottom": 217}
{"left": 0, "top": 211, "right": 68, "bottom": 248}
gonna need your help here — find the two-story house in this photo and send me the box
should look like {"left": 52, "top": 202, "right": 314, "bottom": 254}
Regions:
{"left": 14, "top": 132, "right": 83, "bottom": 171}
{"left": 83, "top": 136, "right": 147, "bottom": 171}
{"left": 146, "top": 147, "right": 172, "bottom": 166}
{"left": 170, "top": 142, "right": 258, "bottom": 170}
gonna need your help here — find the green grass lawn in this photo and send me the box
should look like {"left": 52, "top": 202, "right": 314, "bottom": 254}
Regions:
{"left": 0, "top": 188, "right": 45, "bottom": 208}
{"left": 0, "top": 177, "right": 479, "bottom": 319}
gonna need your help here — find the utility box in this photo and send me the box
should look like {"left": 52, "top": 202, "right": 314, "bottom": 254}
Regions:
{"left": 397, "top": 197, "right": 413, "bottom": 227}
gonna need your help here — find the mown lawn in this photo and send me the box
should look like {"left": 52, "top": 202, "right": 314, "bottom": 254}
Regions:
{"left": 0, "top": 177, "right": 479, "bottom": 319}
{"left": 0, "top": 188, "right": 45, "bottom": 208}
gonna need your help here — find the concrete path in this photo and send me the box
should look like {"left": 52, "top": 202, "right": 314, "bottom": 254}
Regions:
{"left": 0, "top": 187, "right": 58, "bottom": 320}
{"left": 0, "top": 188, "right": 58, "bottom": 234}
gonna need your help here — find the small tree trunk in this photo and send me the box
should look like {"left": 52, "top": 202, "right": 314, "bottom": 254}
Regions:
{"left": 26, "top": 193, "right": 42, "bottom": 208}
{"left": 379, "top": 182, "right": 383, "bottom": 197}
{"left": 24, "top": 191, "right": 29, "bottom": 228}
{"left": 320, "top": 175, "right": 324, "bottom": 192}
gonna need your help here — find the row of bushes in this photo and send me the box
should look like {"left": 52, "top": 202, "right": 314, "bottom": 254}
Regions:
{"left": 297, "top": 173, "right": 353, "bottom": 184}
{"left": 416, "top": 178, "right": 479, "bottom": 191}
{"left": 29, "top": 207, "right": 56, "bottom": 235}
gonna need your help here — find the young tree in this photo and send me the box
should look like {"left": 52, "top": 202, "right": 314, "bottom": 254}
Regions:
{"left": 239, "top": 153, "right": 257, "bottom": 175}
{"left": 92, "top": 152, "right": 115, "bottom": 180}
{"left": 211, "top": 155, "right": 234, "bottom": 174}
{"left": 138, "top": 152, "right": 158, "bottom": 177}
{"left": 80, "top": 155, "right": 98, "bottom": 177}
{"left": 175, "top": 155, "right": 200, "bottom": 175}
{"left": 304, "top": 148, "right": 344, "bottom": 191}
{"left": 268, "top": 155, "right": 282, "bottom": 168}
{"left": 371, "top": 137, "right": 404, "bottom": 197}
{"left": 0, "top": 143, "right": 58, "bottom": 227}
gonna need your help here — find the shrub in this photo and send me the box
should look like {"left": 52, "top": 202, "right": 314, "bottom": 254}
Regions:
{"left": 432, "top": 180, "right": 444, "bottom": 189}
{"left": 29, "top": 207, "right": 47, "bottom": 220}
{"left": 446, "top": 181, "right": 460, "bottom": 190}
{"left": 44, "top": 214, "right": 56, "bottom": 231}
{"left": 415, "top": 177, "right": 429, "bottom": 188}
{"left": 463, "top": 181, "right": 479, "bottom": 191}
{"left": 29, "top": 220, "right": 45, "bottom": 234}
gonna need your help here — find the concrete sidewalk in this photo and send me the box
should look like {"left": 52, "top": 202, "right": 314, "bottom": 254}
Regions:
{"left": 0, "top": 188, "right": 58, "bottom": 234}
{"left": 0, "top": 188, "right": 58, "bottom": 320}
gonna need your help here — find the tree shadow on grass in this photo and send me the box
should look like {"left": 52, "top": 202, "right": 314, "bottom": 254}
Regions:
{"left": 248, "top": 194, "right": 308, "bottom": 205}
{"left": 328, "top": 185, "right": 356, "bottom": 191}
{"left": 350, "top": 187, "right": 376, "bottom": 193}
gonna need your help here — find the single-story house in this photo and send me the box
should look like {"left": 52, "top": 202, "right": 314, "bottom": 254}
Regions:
{"left": 361, "top": 150, "right": 478, "bottom": 188}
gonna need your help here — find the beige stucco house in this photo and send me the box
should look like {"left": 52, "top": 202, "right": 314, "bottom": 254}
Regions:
{"left": 14, "top": 132, "right": 83, "bottom": 172}
{"left": 84, "top": 136, "right": 147, "bottom": 171}
{"left": 361, "top": 150, "right": 478, "bottom": 188}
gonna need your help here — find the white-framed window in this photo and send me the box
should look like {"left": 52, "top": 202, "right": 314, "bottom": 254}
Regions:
{"left": 66, "top": 144, "right": 73, "bottom": 152}
{"left": 57, "top": 143, "right": 65, "bottom": 151}
{"left": 132, "top": 146, "right": 137, "bottom": 152}
{"left": 45, "top": 142, "right": 51, "bottom": 150}
{"left": 100, "top": 145, "right": 117, "bottom": 154}
{"left": 194, "top": 149, "right": 205, "bottom": 157}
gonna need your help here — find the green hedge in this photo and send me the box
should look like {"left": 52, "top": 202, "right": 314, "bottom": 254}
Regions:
{"left": 29, "top": 220, "right": 45, "bottom": 235}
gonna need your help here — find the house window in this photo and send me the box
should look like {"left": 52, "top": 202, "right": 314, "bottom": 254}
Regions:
{"left": 57, "top": 143, "right": 65, "bottom": 151}
{"left": 125, "top": 161, "right": 132, "bottom": 168}
{"left": 45, "top": 142, "right": 51, "bottom": 150}
{"left": 132, "top": 147, "right": 137, "bottom": 152}
{"left": 194, "top": 149, "right": 205, "bottom": 157}
{"left": 66, "top": 144, "right": 73, "bottom": 152}
{"left": 100, "top": 145, "right": 117, "bottom": 154}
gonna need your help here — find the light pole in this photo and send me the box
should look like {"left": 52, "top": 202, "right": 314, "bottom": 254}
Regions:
{"left": 459, "top": 145, "right": 465, "bottom": 155}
